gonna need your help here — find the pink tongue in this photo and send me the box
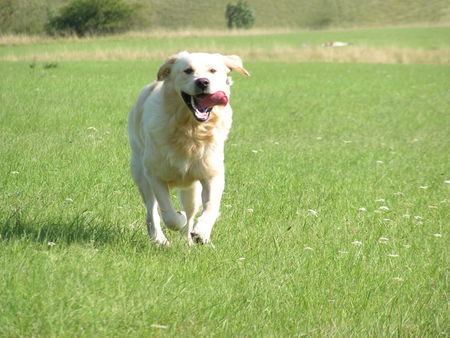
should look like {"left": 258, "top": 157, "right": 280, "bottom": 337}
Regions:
{"left": 196, "top": 91, "right": 228, "bottom": 110}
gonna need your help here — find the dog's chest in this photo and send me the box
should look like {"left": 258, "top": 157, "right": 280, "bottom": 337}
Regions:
{"left": 152, "top": 127, "right": 222, "bottom": 186}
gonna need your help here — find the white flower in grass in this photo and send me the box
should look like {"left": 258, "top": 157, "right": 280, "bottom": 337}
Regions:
{"left": 419, "top": 185, "right": 428, "bottom": 189}
{"left": 251, "top": 150, "right": 258, "bottom": 153}
{"left": 351, "top": 241, "right": 363, "bottom": 246}
{"left": 433, "top": 233, "right": 442, "bottom": 238}
{"left": 308, "top": 209, "right": 318, "bottom": 217}
{"left": 393, "top": 192, "right": 403, "bottom": 196}
{"left": 151, "top": 324, "right": 168, "bottom": 329}
{"left": 358, "top": 207, "right": 367, "bottom": 212}
{"left": 237, "top": 257, "right": 246, "bottom": 261}
{"left": 65, "top": 198, "right": 74, "bottom": 204}
{"left": 379, "top": 206, "right": 389, "bottom": 211}
{"left": 379, "top": 237, "right": 389, "bottom": 242}
{"left": 47, "top": 242, "right": 56, "bottom": 246}
{"left": 376, "top": 160, "right": 384, "bottom": 164}
{"left": 87, "top": 126, "right": 98, "bottom": 132}
{"left": 304, "top": 246, "right": 314, "bottom": 251}
{"left": 388, "top": 254, "right": 399, "bottom": 257}
{"left": 246, "top": 208, "right": 254, "bottom": 213}
{"left": 375, "top": 198, "right": 385, "bottom": 202}
{"left": 413, "top": 215, "right": 422, "bottom": 220}
{"left": 10, "top": 171, "right": 20, "bottom": 175}
{"left": 444, "top": 180, "right": 450, "bottom": 184}
{"left": 383, "top": 218, "right": 392, "bottom": 222}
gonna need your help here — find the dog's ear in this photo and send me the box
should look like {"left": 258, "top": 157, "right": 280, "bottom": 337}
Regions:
{"left": 223, "top": 55, "right": 250, "bottom": 76}
{"left": 157, "top": 55, "right": 177, "bottom": 81}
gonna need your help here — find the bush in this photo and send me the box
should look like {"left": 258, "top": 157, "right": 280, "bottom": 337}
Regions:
{"left": 46, "top": 0, "right": 136, "bottom": 36}
{"left": 0, "top": 0, "right": 50, "bottom": 34}
{"left": 225, "top": 0, "right": 255, "bottom": 29}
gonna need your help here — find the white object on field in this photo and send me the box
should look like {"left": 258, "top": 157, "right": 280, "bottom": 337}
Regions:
{"left": 321, "top": 41, "right": 351, "bottom": 47}
{"left": 308, "top": 209, "right": 318, "bottom": 217}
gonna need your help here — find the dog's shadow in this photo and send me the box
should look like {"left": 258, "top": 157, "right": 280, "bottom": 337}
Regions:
{"left": 1, "top": 212, "right": 144, "bottom": 247}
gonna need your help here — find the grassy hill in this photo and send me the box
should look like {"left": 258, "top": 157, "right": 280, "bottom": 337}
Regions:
{"left": 1, "top": 0, "right": 449, "bottom": 34}
{"left": 146, "top": 0, "right": 449, "bottom": 29}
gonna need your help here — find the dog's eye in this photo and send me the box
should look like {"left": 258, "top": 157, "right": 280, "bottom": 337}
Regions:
{"left": 184, "top": 68, "right": 194, "bottom": 75}
{"left": 209, "top": 68, "right": 217, "bottom": 74}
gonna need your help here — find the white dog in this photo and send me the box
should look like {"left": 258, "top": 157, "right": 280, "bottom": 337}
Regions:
{"left": 128, "top": 51, "right": 249, "bottom": 245}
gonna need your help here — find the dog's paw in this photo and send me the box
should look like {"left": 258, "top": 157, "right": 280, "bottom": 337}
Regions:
{"left": 152, "top": 234, "right": 170, "bottom": 246}
{"left": 190, "top": 230, "right": 211, "bottom": 245}
{"left": 173, "top": 211, "right": 187, "bottom": 230}
{"left": 147, "top": 223, "right": 170, "bottom": 246}
{"left": 163, "top": 211, "right": 187, "bottom": 231}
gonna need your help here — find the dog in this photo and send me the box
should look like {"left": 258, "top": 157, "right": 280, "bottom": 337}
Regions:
{"left": 128, "top": 51, "right": 249, "bottom": 245}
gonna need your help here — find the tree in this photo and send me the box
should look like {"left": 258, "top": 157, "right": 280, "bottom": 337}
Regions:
{"left": 225, "top": 1, "right": 255, "bottom": 29}
{"left": 46, "top": 0, "right": 136, "bottom": 36}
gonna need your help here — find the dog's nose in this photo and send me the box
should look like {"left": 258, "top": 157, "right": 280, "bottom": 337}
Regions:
{"left": 195, "top": 78, "right": 210, "bottom": 90}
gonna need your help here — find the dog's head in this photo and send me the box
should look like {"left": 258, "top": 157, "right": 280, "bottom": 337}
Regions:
{"left": 157, "top": 51, "right": 250, "bottom": 122}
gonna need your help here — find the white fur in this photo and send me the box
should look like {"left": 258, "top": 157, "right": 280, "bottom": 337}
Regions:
{"left": 128, "top": 51, "right": 249, "bottom": 245}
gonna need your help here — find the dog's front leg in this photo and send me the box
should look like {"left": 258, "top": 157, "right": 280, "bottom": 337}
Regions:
{"left": 191, "top": 174, "right": 225, "bottom": 244}
{"left": 147, "top": 174, "right": 187, "bottom": 231}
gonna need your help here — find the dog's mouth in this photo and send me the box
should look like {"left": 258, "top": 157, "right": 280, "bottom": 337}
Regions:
{"left": 181, "top": 91, "right": 228, "bottom": 122}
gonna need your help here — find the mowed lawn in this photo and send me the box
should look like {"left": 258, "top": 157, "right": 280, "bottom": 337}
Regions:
{"left": 0, "top": 55, "right": 448, "bottom": 335}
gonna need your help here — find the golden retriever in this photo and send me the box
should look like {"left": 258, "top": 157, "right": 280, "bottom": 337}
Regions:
{"left": 128, "top": 51, "right": 249, "bottom": 245}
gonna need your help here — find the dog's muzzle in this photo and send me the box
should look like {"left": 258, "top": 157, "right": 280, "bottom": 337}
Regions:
{"left": 181, "top": 91, "right": 228, "bottom": 122}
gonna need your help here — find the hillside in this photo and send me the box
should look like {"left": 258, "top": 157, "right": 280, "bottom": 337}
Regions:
{"left": 0, "top": 0, "right": 449, "bottom": 34}
{"left": 145, "top": 0, "right": 450, "bottom": 29}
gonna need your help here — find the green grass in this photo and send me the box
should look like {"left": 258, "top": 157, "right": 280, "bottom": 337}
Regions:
{"left": 1, "top": 26, "right": 450, "bottom": 66}
{"left": 1, "top": 0, "right": 449, "bottom": 34}
{"left": 1, "top": 52, "right": 449, "bottom": 334}
{"left": 132, "top": 0, "right": 449, "bottom": 29}
{"left": 2, "top": 26, "right": 450, "bottom": 56}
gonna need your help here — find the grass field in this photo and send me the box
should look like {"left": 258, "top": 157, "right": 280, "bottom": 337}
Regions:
{"left": 1, "top": 26, "right": 450, "bottom": 66}
{"left": 1, "top": 27, "right": 449, "bottom": 336}
{"left": 1, "top": 0, "right": 449, "bottom": 34}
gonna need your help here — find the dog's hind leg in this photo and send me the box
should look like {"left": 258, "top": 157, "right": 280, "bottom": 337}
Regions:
{"left": 179, "top": 181, "right": 202, "bottom": 245}
{"left": 145, "top": 173, "right": 187, "bottom": 232}
{"left": 131, "top": 156, "right": 169, "bottom": 245}
{"left": 144, "top": 191, "right": 169, "bottom": 246}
